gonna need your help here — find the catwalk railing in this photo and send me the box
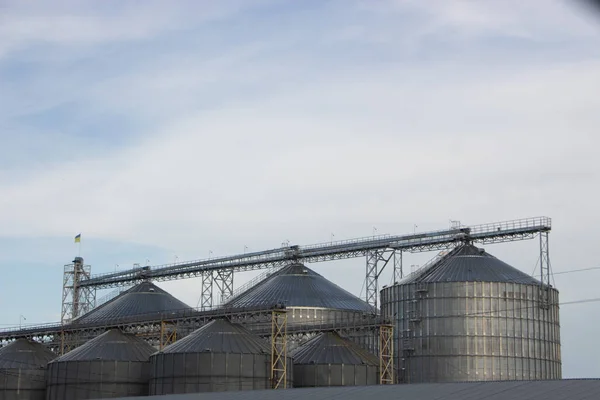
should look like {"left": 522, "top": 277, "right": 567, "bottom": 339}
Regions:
{"left": 80, "top": 217, "right": 552, "bottom": 289}
{"left": 0, "top": 304, "right": 384, "bottom": 345}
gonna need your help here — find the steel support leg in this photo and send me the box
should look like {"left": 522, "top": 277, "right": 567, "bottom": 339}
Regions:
{"left": 393, "top": 250, "right": 403, "bottom": 283}
{"left": 380, "top": 324, "right": 394, "bottom": 384}
{"left": 215, "top": 269, "right": 234, "bottom": 304}
{"left": 200, "top": 271, "right": 213, "bottom": 311}
{"left": 160, "top": 320, "right": 177, "bottom": 350}
{"left": 271, "top": 310, "right": 288, "bottom": 389}
{"left": 539, "top": 231, "right": 551, "bottom": 308}
{"left": 366, "top": 250, "right": 383, "bottom": 309}
{"left": 60, "top": 331, "right": 78, "bottom": 355}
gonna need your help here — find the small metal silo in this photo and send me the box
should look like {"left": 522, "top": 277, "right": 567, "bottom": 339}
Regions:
{"left": 0, "top": 338, "right": 55, "bottom": 400}
{"left": 149, "top": 318, "right": 291, "bottom": 394}
{"left": 46, "top": 329, "right": 155, "bottom": 399}
{"left": 291, "top": 331, "right": 379, "bottom": 387}
{"left": 380, "top": 244, "right": 561, "bottom": 383}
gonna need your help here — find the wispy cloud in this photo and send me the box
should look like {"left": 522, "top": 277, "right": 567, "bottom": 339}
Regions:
{"left": 0, "top": 0, "right": 599, "bottom": 377}
{"left": 0, "top": 1, "right": 270, "bottom": 59}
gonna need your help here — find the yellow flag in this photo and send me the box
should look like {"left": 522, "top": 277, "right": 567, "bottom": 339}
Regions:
{"left": 74, "top": 234, "right": 81, "bottom": 243}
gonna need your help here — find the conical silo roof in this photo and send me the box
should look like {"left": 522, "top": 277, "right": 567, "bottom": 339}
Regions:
{"left": 160, "top": 319, "right": 269, "bottom": 354}
{"left": 400, "top": 244, "right": 541, "bottom": 285}
{"left": 52, "top": 329, "right": 155, "bottom": 362}
{"left": 225, "top": 263, "right": 375, "bottom": 313}
{"left": 0, "top": 338, "right": 56, "bottom": 369}
{"left": 75, "top": 281, "right": 191, "bottom": 323}
{"left": 291, "top": 331, "right": 378, "bottom": 365}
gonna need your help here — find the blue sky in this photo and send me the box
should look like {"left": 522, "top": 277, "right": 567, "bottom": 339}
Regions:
{"left": 1, "top": 0, "right": 600, "bottom": 378}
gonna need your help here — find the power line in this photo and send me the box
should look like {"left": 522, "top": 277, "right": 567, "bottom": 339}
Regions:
{"left": 553, "top": 266, "right": 600, "bottom": 275}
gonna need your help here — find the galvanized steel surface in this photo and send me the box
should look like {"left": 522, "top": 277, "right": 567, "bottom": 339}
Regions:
{"left": 292, "top": 364, "right": 378, "bottom": 388}
{"left": 53, "top": 329, "right": 155, "bottom": 362}
{"left": 149, "top": 352, "right": 276, "bottom": 395}
{"left": 399, "top": 245, "right": 541, "bottom": 285}
{"left": 150, "top": 319, "right": 291, "bottom": 394}
{"left": 160, "top": 319, "right": 270, "bottom": 355}
{"left": 75, "top": 281, "right": 192, "bottom": 323}
{"left": 0, "top": 338, "right": 55, "bottom": 369}
{"left": 108, "top": 379, "right": 600, "bottom": 400}
{"left": 0, "top": 339, "right": 55, "bottom": 399}
{"left": 46, "top": 329, "right": 155, "bottom": 399}
{"left": 46, "top": 359, "right": 151, "bottom": 399}
{"left": 291, "top": 332, "right": 378, "bottom": 365}
{"left": 291, "top": 332, "right": 378, "bottom": 387}
{"left": 225, "top": 263, "right": 375, "bottom": 313}
{"left": 381, "top": 280, "right": 561, "bottom": 383}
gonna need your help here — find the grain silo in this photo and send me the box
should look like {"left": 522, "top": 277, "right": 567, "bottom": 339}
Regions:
{"left": 149, "top": 318, "right": 292, "bottom": 394}
{"left": 0, "top": 338, "right": 55, "bottom": 400}
{"left": 290, "top": 331, "right": 379, "bottom": 387}
{"left": 74, "top": 281, "right": 191, "bottom": 324}
{"left": 46, "top": 329, "right": 155, "bottom": 399}
{"left": 380, "top": 244, "right": 561, "bottom": 383}
{"left": 225, "top": 262, "right": 377, "bottom": 351}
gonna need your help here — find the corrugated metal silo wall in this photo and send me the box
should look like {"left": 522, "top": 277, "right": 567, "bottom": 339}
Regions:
{"left": 0, "top": 368, "right": 47, "bottom": 400}
{"left": 45, "top": 360, "right": 150, "bottom": 399}
{"left": 149, "top": 352, "right": 294, "bottom": 394}
{"left": 380, "top": 282, "right": 561, "bottom": 383}
{"left": 293, "top": 364, "right": 378, "bottom": 387}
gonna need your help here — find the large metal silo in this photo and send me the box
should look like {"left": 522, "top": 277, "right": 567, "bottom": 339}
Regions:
{"left": 0, "top": 338, "right": 55, "bottom": 400}
{"left": 290, "top": 331, "right": 379, "bottom": 387}
{"left": 225, "top": 263, "right": 379, "bottom": 352}
{"left": 380, "top": 244, "right": 561, "bottom": 383}
{"left": 74, "top": 281, "right": 192, "bottom": 324}
{"left": 149, "top": 318, "right": 292, "bottom": 394}
{"left": 46, "top": 329, "right": 155, "bottom": 399}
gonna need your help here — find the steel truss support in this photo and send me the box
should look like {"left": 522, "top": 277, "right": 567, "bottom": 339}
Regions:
{"left": 61, "top": 257, "right": 96, "bottom": 325}
{"left": 379, "top": 324, "right": 394, "bottom": 384}
{"left": 60, "top": 330, "right": 79, "bottom": 355}
{"left": 214, "top": 269, "right": 234, "bottom": 304}
{"left": 539, "top": 231, "right": 551, "bottom": 308}
{"left": 393, "top": 250, "right": 403, "bottom": 283}
{"left": 160, "top": 320, "right": 177, "bottom": 350}
{"left": 270, "top": 309, "right": 288, "bottom": 389}
{"left": 366, "top": 250, "right": 393, "bottom": 309}
{"left": 200, "top": 271, "right": 213, "bottom": 310}
{"left": 366, "top": 251, "right": 382, "bottom": 309}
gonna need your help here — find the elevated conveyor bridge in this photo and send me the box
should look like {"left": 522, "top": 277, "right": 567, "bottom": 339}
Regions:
{"left": 65, "top": 216, "right": 551, "bottom": 319}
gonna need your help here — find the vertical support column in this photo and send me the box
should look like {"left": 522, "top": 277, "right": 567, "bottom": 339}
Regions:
{"left": 61, "top": 265, "right": 73, "bottom": 325}
{"left": 72, "top": 260, "right": 80, "bottom": 318}
{"left": 379, "top": 324, "right": 394, "bottom": 384}
{"left": 366, "top": 251, "right": 381, "bottom": 309}
{"left": 200, "top": 271, "right": 214, "bottom": 311}
{"left": 214, "top": 269, "right": 234, "bottom": 304}
{"left": 79, "top": 279, "right": 96, "bottom": 317}
{"left": 271, "top": 309, "right": 288, "bottom": 389}
{"left": 160, "top": 320, "right": 178, "bottom": 350}
{"left": 60, "top": 330, "right": 66, "bottom": 355}
{"left": 539, "top": 231, "right": 551, "bottom": 308}
{"left": 393, "top": 250, "right": 403, "bottom": 283}
{"left": 61, "top": 257, "right": 95, "bottom": 325}
{"left": 60, "top": 330, "right": 78, "bottom": 355}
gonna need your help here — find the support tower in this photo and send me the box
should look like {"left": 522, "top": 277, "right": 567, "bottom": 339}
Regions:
{"left": 61, "top": 257, "right": 95, "bottom": 324}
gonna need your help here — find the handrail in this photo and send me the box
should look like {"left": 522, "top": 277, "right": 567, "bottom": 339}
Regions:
{"left": 224, "top": 265, "right": 285, "bottom": 303}
{"left": 79, "top": 216, "right": 551, "bottom": 288}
